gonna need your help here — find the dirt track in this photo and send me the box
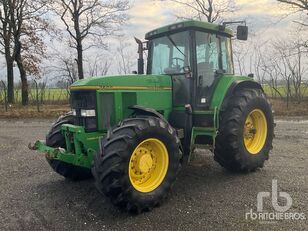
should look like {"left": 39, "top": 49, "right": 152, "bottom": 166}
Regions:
{"left": 0, "top": 118, "right": 307, "bottom": 231}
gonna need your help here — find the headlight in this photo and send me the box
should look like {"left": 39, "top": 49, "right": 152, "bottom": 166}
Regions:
{"left": 80, "top": 109, "right": 96, "bottom": 117}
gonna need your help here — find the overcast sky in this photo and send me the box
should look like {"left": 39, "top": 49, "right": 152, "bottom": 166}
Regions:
{"left": 0, "top": 0, "right": 304, "bottom": 82}
{"left": 110, "top": 0, "right": 300, "bottom": 75}
{"left": 124, "top": 0, "right": 292, "bottom": 40}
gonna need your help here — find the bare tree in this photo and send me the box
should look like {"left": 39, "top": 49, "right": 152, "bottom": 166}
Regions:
{"left": 49, "top": 52, "right": 79, "bottom": 85}
{"left": 13, "top": 0, "right": 49, "bottom": 105}
{"left": 277, "top": 0, "right": 308, "bottom": 26}
{"left": 87, "top": 54, "right": 111, "bottom": 76}
{"left": 116, "top": 39, "right": 134, "bottom": 74}
{"left": 53, "top": 0, "right": 130, "bottom": 80}
{"left": 277, "top": 0, "right": 308, "bottom": 10}
{"left": 0, "top": 0, "right": 14, "bottom": 103}
{"left": 233, "top": 41, "right": 250, "bottom": 75}
{"left": 160, "top": 0, "right": 235, "bottom": 22}
{"left": 253, "top": 46, "right": 268, "bottom": 85}
{"left": 272, "top": 38, "right": 307, "bottom": 103}
{"left": 289, "top": 46, "right": 307, "bottom": 102}
{"left": 0, "top": 0, "right": 49, "bottom": 105}
{"left": 263, "top": 57, "right": 283, "bottom": 98}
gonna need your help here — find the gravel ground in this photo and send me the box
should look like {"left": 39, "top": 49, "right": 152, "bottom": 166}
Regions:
{"left": 0, "top": 118, "right": 307, "bottom": 231}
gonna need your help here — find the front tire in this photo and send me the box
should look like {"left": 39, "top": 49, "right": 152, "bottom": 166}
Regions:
{"left": 92, "top": 116, "right": 181, "bottom": 213}
{"left": 214, "top": 89, "right": 274, "bottom": 172}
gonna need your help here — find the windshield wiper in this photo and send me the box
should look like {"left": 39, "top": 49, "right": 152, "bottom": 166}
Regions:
{"left": 167, "top": 35, "right": 186, "bottom": 57}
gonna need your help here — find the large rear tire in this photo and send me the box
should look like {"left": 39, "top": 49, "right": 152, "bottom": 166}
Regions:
{"left": 45, "top": 112, "right": 92, "bottom": 181}
{"left": 214, "top": 89, "right": 274, "bottom": 172}
{"left": 92, "top": 116, "right": 181, "bottom": 213}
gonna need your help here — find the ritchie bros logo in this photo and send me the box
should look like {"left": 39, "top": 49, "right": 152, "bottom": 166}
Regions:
{"left": 245, "top": 179, "right": 306, "bottom": 222}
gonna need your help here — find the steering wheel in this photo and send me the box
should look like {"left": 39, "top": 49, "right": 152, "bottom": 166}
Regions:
{"left": 172, "top": 57, "right": 185, "bottom": 67}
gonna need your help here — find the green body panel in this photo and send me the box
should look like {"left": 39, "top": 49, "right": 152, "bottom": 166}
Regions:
{"left": 95, "top": 89, "right": 172, "bottom": 130}
{"left": 71, "top": 74, "right": 172, "bottom": 89}
{"left": 209, "top": 75, "right": 255, "bottom": 110}
{"left": 145, "top": 20, "right": 233, "bottom": 39}
{"left": 71, "top": 74, "right": 173, "bottom": 131}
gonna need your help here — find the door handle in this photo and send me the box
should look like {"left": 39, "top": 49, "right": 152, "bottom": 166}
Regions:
{"left": 198, "top": 75, "right": 203, "bottom": 87}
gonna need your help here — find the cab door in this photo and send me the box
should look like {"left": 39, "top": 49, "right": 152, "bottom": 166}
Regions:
{"left": 193, "top": 31, "right": 234, "bottom": 128}
{"left": 194, "top": 31, "right": 221, "bottom": 109}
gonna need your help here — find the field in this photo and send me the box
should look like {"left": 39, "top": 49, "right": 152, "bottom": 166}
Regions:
{"left": 0, "top": 88, "right": 70, "bottom": 105}
{"left": 0, "top": 84, "right": 307, "bottom": 103}
{"left": 262, "top": 84, "right": 308, "bottom": 98}
{"left": 1, "top": 84, "right": 307, "bottom": 105}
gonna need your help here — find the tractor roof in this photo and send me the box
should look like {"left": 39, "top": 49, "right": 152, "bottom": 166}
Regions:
{"left": 145, "top": 20, "right": 233, "bottom": 40}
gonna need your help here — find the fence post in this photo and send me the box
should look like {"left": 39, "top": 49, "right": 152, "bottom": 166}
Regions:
{"left": 1, "top": 80, "right": 8, "bottom": 112}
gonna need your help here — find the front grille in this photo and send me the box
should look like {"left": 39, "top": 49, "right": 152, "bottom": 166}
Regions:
{"left": 70, "top": 90, "right": 97, "bottom": 132}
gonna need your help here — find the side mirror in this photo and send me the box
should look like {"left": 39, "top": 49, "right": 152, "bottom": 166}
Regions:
{"left": 237, "top": 25, "right": 248, "bottom": 41}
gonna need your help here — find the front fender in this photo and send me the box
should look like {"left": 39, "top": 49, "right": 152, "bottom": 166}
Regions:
{"left": 129, "top": 105, "right": 167, "bottom": 122}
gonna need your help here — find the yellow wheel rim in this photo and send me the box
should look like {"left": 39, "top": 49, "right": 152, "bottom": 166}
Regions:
{"left": 243, "top": 109, "right": 267, "bottom": 155}
{"left": 129, "top": 138, "right": 169, "bottom": 193}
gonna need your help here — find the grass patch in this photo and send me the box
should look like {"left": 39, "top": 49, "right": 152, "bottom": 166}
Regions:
{"left": 0, "top": 88, "right": 70, "bottom": 105}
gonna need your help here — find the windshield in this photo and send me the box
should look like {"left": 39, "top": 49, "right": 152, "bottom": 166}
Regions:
{"left": 149, "top": 31, "right": 191, "bottom": 75}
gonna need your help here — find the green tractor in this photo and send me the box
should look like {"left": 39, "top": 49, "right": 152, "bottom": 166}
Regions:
{"left": 31, "top": 20, "right": 274, "bottom": 212}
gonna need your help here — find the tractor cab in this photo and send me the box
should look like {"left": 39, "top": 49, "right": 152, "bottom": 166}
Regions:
{"left": 141, "top": 20, "right": 247, "bottom": 110}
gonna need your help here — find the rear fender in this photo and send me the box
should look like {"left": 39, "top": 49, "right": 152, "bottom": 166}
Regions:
{"left": 221, "top": 80, "right": 263, "bottom": 111}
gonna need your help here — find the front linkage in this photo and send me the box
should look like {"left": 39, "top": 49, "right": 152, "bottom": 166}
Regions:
{"left": 29, "top": 124, "right": 103, "bottom": 170}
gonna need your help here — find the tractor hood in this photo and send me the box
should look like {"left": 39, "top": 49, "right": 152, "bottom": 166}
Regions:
{"left": 70, "top": 74, "right": 172, "bottom": 91}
